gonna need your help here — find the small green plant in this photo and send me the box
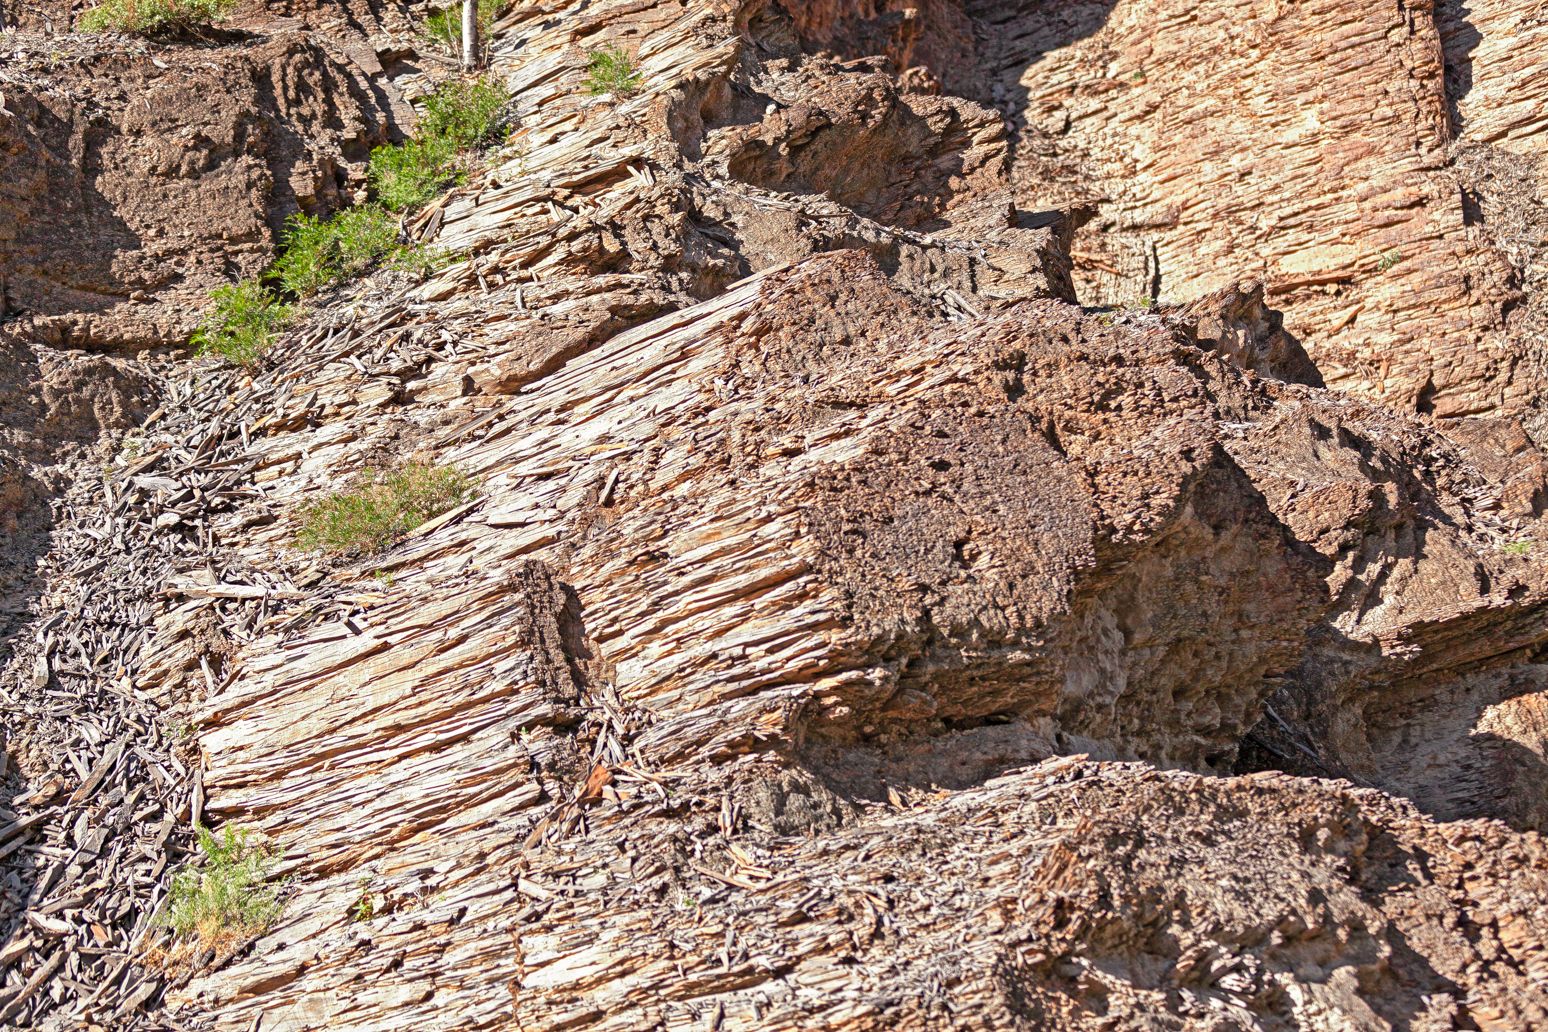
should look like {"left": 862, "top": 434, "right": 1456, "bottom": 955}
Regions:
{"left": 366, "top": 77, "right": 509, "bottom": 213}
{"left": 162, "top": 825, "right": 283, "bottom": 949}
{"left": 370, "top": 135, "right": 459, "bottom": 212}
{"left": 1131, "top": 69, "right": 1146, "bottom": 82}
{"left": 352, "top": 891, "right": 378, "bottom": 922}
{"left": 419, "top": 75, "right": 511, "bottom": 149}
{"left": 1121, "top": 295, "right": 1155, "bottom": 312}
{"left": 116, "top": 431, "right": 145, "bottom": 464}
{"left": 585, "top": 46, "right": 643, "bottom": 98}
{"left": 423, "top": 0, "right": 504, "bottom": 53}
{"left": 390, "top": 245, "right": 461, "bottom": 278}
{"left": 190, "top": 281, "right": 292, "bottom": 365}
{"left": 78, "top": 0, "right": 233, "bottom": 33}
{"left": 1376, "top": 249, "right": 1404, "bottom": 273}
{"left": 271, "top": 205, "right": 404, "bottom": 298}
{"left": 295, "top": 463, "right": 477, "bottom": 554}
{"left": 1503, "top": 540, "right": 1534, "bottom": 556}
{"left": 258, "top": 77, "right": 506, "bottom": 306}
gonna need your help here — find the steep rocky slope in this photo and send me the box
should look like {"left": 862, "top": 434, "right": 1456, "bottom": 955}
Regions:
{"left": 3, "top": 0, "right": 1548, "bottom": 1029}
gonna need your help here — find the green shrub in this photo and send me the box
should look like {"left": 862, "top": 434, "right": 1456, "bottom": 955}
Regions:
{"left": 191, "top": 281, "right": 291, "bottom": 365}
{"left": 1376, "top": 249, "right": 1405, "bottom": 273}
{"left": 296, "top": 463, "right": 476, "bottom": 554}
{"left": 585, "top": 46, "right": 643, "bottom": 98}
{"left": 366, "top": 77, "right": 508, "bottom": 214}
{"left": 264, "top": 77, "right": 506, "bottom": 302}
{"left": 419, "top": 75, "right": 511, "bottom": 149}
{"left": 423, "top": 0, "right": 504, "bottom": 52}
{"left": 370, "top": 134, "right": 460, "bottom": 212}
{"left": 271, "top": 205, "right": 403, "bottom": 298}
{"left": 388, "top": 244, "right": 461, "bottom": 278}
{"left": 78, "top": 0, "right": 233, "bottom": 33}
{"left": 163, "top": 825, "right": 283, "bottom": 947}
{"left": 352, "top": 890, "right": 378, "bottom": 922}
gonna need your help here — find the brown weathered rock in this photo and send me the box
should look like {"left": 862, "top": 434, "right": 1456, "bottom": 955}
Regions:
{"left": 0, "top": 32, "right": 403, "bottom": 348}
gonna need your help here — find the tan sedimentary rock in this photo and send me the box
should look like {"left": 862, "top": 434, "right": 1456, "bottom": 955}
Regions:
{"left": 1439, "top": 0, "right": 1548, "bottom": 154}
{"left": 961, "top": 0, "right": 1520, "bottom": 420}
{"left": 144, "top": 1, "right": 1548, "bottom": 1026}
{"left": 159, "top": 7, "right": 1548, "bottom": 1011}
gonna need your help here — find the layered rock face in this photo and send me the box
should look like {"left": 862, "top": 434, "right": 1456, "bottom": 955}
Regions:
{"left": 784, "top": 0, "right": 1548, "bottom": 428}
{"left": 957, "top": 0, "right": 1548, "bottom": 430}
{"left": 2, "top": 0, "right": 1548, "bottom": 1029}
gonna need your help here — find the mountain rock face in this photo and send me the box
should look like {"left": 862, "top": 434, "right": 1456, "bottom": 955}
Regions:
{"left": 3, "top": 0, "right": 1548, "bottom": 1029}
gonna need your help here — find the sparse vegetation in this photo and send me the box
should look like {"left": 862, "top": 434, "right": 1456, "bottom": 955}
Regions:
{"left": 1376, "top": 248, "right": 1405, "bottom": 273}
{"left": 420, "top": 75, "right": 511, "bottom": 148}
{"left": 162, "top": 825, "right": 283, "bottom": 950}
{"left": 585, "top": 46, "right": 644, "bottom": 97}
{"left": 270, "top": 205, "right": 404, "bottom": 298}
{"left": 78, "top": 0, "right": 234, "bottom": 33}
{"left": 352, "top": 890, "right": 378, "bottom": 922}
{"left": 115, "top": 431, "right": 145, "bottom": 465}
{"left": 370, "top": 135, "right": 459, "bottom": 212}
{"left": 190, "top": 281, "right": 292, "bottom": 365}
{"left": 295, "top": 463, "right": 477, "bottom": 554}
{"left": 389, "top": 243, "right": 461, "bottom": 278}
{"left": 368, "top": 76, "right": 509, "bottom": 213}
{"left": 196, "top": 77, "right": 506, "bottom": 355}
{"left": 1503, "top": 540, "right": 1534, "bottom": 556}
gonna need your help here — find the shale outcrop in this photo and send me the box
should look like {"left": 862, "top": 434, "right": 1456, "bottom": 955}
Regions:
{"left": 3, "top": 0, "right": 1548, "bottom": 1029}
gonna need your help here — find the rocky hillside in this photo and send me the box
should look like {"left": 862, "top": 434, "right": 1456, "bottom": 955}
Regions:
{"left": 3, "top": 0, "right": 1548, "bottom": 1028}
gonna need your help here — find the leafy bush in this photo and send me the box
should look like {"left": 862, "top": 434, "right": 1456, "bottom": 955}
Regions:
{"left": 585, "top": 46, "right": 643, "bottom": 97}
{"left": 163, "top": 825, "right": 283, "bottom": 947}
{"left": 78, "top": 0, "right": 233, "bottom": 33}
{"left": 419, "top": 74, "right": 511, "bottom": 149}
{"left": 295, "top": 463, "right": 477, "bottom": 554}
{"left": 259, "top": 76, "right": 506, "bottom": 306}
{"left": 367, "top": 76, "right": 508, "bottom": 214}
{"left": 271, "top": 205, "right": 403, "bottom": 298}
{"left": 370, "top": 134, "right": 459, "bottom": 212}
{"left": 423, "top": 0, "right": 504, "bottom": 52}
{"left": 191, "top": 281, "right": 291, "bottom": 365}
{"left": 388, "top": 244, "right": 461, "bottom": 278}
